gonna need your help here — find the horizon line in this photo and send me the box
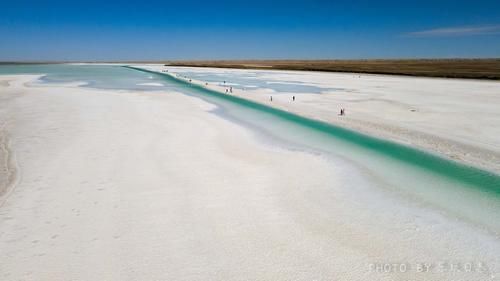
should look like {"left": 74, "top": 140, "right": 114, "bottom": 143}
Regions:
{"left": 2, "top": 57, "right": 500, "bottom": 64}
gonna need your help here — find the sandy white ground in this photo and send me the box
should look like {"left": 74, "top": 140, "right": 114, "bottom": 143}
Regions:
{"left": 141, "top": 65, "right": 500, "bottom": 173}
{"left": 0, "top": 74, "right": 499, "bottom": 280}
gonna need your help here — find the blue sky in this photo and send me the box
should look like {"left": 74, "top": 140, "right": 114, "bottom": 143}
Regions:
{"left": 1, "top": 0, "right": 499, "bottom": 61}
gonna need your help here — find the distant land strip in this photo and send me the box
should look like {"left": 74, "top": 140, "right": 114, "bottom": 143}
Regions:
{"left": 1, "top": 59, "right": 499, "bottom": 80}
{"left": 163, "top": 59, "right": 500, "bottom": 80}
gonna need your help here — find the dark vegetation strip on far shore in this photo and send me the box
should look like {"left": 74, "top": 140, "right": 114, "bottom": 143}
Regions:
{"left": 1, "top": 59, "right": 499, "bottom": 80}
{"left": 163, "top": 59, "right": 500, "bottom": 80}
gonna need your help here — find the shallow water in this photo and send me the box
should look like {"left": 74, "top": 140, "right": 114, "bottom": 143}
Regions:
{"left": 2, "top": 64, "right": 500, "bottom": 236}
{"left": 0, "top": 64, "right": 175, "bottom": 92}
{"left": 166, "top": 66, "right": 341, "bottom": 93}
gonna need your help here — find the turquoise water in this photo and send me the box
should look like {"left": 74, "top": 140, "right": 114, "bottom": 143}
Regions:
{"left": 0, "top": 64, "right": 176, "bottom": 91}
{"left": 2, "top": 64, "right": 500, "bottom": 235}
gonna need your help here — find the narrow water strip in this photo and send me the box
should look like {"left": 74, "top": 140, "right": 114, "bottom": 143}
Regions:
{"left": 126, "top": 66, "right": 500, "bottom": 196}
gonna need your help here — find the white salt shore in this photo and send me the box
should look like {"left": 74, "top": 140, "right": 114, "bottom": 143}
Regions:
{"left": 137, "top": 82, "right": 164, "bottom": 86}
{"left": 141, "top": 65, "right": 500, "bottom": 173}
{"left": 0, "top": 74, "right": 499, "bottom": 280}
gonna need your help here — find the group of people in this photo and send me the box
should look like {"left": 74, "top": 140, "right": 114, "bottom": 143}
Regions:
{"left": 178, "top": 76, "right": 348, "bottom": 117}
{"left": 172, "top": 73, "right": 349, "bottom": 117}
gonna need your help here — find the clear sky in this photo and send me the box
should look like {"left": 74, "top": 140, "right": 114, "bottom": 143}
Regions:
{"left": 1, "top": 0, "right": 500, "bottom": 61}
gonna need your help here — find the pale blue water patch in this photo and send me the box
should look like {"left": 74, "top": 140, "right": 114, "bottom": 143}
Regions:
{"left": 263, "top": 81, "right": 342, "bottom": 93}
{"left": 167, "top": 67, "right": 341, "bottom": 94}
{"left": 0, "top": 64, "right": 175, "bottom": 92}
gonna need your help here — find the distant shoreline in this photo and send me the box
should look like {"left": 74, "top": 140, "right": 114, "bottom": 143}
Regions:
{"left": 162, "top": 59, "right": 500, "bottom": 80}
{"left": 2, "top": 59, "right": 500, "bottom": 80}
